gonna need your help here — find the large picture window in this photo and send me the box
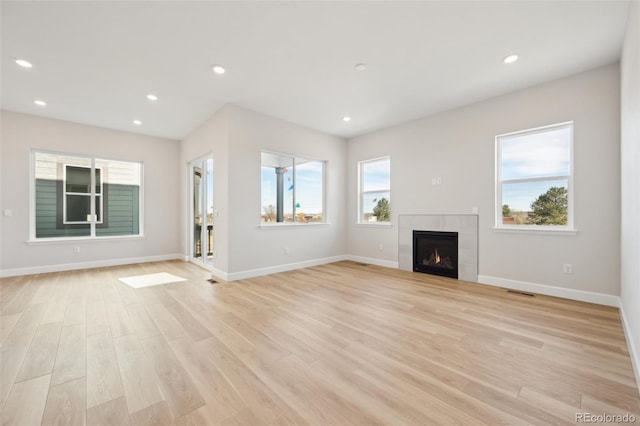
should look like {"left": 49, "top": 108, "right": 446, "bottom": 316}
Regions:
{"left": 358, "top": 157, "right": 391, "bottom": 224}
{"left": 33, "top": 151, "right": 143, "bottom": 239}
{"left": 261, "top": 152, "right": 325, "bottom": 224}
{"left": 496, "top": 122, "right": 573, "bottom": 230}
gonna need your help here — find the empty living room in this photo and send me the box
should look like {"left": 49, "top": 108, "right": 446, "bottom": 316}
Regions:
{"left": 1, "top": 1, "right": 639, "bottom": 425}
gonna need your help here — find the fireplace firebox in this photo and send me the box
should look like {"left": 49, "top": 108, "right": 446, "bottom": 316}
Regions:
{"left": 413, "top": 230, "right": 459, "bottom": 279}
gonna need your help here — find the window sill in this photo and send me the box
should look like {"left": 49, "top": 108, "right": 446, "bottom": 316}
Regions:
{"left": 492, "top": 227, "right": 577, "bottom": 236}
{"left": 26, "top": 235, "right": 145, "bottom": 245}
{"left": 259, "top": 222, "right": 329, "bottom": 229}
{"left": 356, "top": 222, "right": 393, "bottom": 228}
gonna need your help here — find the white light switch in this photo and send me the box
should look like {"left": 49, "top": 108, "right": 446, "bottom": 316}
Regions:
{"left": 3, "top": 209, "right": 12, "bottom": 217}
{"left": 472, "top": 207, "right": 478, "bottom": 214}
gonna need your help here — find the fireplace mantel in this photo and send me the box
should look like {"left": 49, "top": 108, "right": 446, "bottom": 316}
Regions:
{"left": 398, "top": 214, "right": 478, "bottom": 282}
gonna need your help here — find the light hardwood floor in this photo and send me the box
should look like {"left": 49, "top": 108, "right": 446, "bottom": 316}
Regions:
{"left": 1, "top": 260, "right": 639, "bottom": 425}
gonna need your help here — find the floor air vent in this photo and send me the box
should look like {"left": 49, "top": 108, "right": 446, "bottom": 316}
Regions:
{"left": 507, "top": 289, "right": 535, "bottom": 297}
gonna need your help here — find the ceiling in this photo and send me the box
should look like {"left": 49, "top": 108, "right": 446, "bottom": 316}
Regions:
{"left": 1, "top": 1, "right": 631, "bottom": 141}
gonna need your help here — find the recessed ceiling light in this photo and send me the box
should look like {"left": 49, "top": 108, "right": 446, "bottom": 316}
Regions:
{"left": 133, "top": 120, "right": 142, "bottom": 126}
{"left": 342, "top": 116, "right": 351, "bottom": 122}
{"left": 146, "top": 94, "right": 158, "bottom": 101}
{"left": 33, "top": 99, "right": 47, "bottom": 107}
{"left": 212, "top": 65, "right": 226, "bottom": 75}
{"left": 503, "top": 54, "right": 519, "bottom": 64}
{"left": 15, "top": 59, "right": 33, "bottom": 68}
{"left": 354, "top": 63, "right": 366, "bottom": 71}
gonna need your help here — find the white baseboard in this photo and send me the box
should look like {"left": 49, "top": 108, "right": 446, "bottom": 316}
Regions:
{"left": 345, "top": 255, "right": 399, "bottom": 269}
{"left": 619, "top": 302, "right": 640, "bottom": 394}
{"left": 226, "top": 255, "right": 350, "bottom": 281}
{"left": 0, "top": 254, "right": 184, "bottom": 278}
{"left": 187, "top": 258, "right": 231, "bottom": 282}
{"left": 477, "top": 274, "right": 620, "bottom": 307}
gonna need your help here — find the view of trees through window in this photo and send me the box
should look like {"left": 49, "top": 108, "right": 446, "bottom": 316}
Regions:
{"left": 502, "top": 186, "right": 568, "bottom": 225}
{"left": 359, "top": 157, "right": 391, "bottom": 223}
{"left": 497, "top": 123, "right": 572, "bottom": 228}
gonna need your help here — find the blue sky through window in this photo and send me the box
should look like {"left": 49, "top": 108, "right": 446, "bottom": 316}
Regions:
{"left": 500, "top": 125, "right": 571, "bottom": 212}
{"left": 261, "top": 160, "right": 323, "bottom": 216}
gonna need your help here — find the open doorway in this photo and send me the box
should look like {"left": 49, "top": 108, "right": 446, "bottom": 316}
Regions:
{"left": 190, "top": 155, "right": 214, "bottom": 266}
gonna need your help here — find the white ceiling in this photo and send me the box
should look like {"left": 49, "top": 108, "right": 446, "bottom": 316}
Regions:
{"left": 1, "top": 1, "right": 631, "bottom": 141}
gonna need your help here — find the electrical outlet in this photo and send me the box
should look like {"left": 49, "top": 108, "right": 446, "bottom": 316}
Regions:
{"left": 284, "top": 247, "right": 290, "bottom": 255}
{"left": 378, "top": 243, "right": 384, "bottom": 251}
{"left": 73, "top": 246, "right": 80, "bottom": 254}
{"left": 563, "top": 264, "right": 573, "bottom": 274}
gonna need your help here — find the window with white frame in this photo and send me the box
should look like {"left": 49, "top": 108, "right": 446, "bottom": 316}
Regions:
{"left": 496, "top": 122, "right": 573, "bottom": 229}
{"left": 33, "top": 151, "right": 143, "bottom": 239}
{"left": 63, "top": 165, "right": 103, "bottom": 224}
{"left": 260, "top": 151, "right": 325, "bottom": 224}
{"left": 358, "top": 157, "right": 391, "bottom": 224}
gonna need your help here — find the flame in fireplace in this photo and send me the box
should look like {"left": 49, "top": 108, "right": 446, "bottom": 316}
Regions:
{"left": 434, "top": 249, "right": 441, "bottom": 264}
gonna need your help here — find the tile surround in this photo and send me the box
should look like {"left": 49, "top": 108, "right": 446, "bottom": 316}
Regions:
{"left": 398, "top": 214, "right": 478, "bottom": 282}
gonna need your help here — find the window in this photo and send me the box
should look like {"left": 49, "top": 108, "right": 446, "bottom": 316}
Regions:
{"left": 33, "top": 151, "right": 143, "bottom": 239}
{"left": 261, "top": 151, "right": 325, "bottom": 224}
{"left": 358, "top": 157, "right": 391, "bottom": 224}
{"left": 63, "top": 165, "right": 102, "bottom": 224}
{"left": 496, "top": 122, "right": 573, "bottom": 230}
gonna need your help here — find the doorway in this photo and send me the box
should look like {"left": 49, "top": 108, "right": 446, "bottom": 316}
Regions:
{"left": 190, "top": 155, "right": 214, "bottom": 266}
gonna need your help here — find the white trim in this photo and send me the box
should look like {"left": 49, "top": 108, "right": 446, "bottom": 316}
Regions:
{"left": 226, "top": 255, "right": 349, "bottom": 281}
{"left": 26, "top": 235, "right": 146, "bottom": 245}
{"left": 345, "top": 255, "right": 399, "bottom": 269}
{"left": 259, "top": 222, "right": 330, "bottom": 229}
{"left": 0, "top": 254, "right": 183, "bottom": 278}
{"left": 188, "top": 258, "right": 230, "bottom": 281}
{"left": 619, "top": 302, "right": 640, "bottom": 394}
{"left": 355, "top": 223, "right": 393, "bottom": 228}
{"left": 477, "top": 274, "right": 619, "bottom": 307}
{"left": 491, "top": 227, "right": 577, "bottom": 236}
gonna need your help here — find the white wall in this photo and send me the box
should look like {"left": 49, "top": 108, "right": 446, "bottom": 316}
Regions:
{"left": 348, "top": 64, "right": 621, "bottom": 299}
{"left": 0, "top": 111, "right": 181, "bottom": 275}
{"left": 179, "top": 106, "right": 230, "bottom": 275}
{"left": 225, "top": 105, "right": 347, "bottom": 277}
{"left": 620, "top": 1, "right": 640, "bottom": 386}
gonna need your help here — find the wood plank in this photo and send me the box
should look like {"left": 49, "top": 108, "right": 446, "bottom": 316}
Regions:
{"left": 41, "top": 281, "right": 71, "bottom": 325}
{"left": 51, "top": 323, "right": 87, "bottom": 386}
{"left": 64, "top": 300, "right": 87, "bottom": 327}
{"left": 113, "top": 334, "right": 163, "bottom": 414}
{"left": 86, "top": 332, "right": 125, "bottom": 409}
{"left": 140, "top": 335, "right": 205, "bottom": 418}
{"left": 15, "top": 321, "right": 63, "bottom": 382}
{"left": 0, "top": 303, "right": 46, "bottom": 408}
{"left": 0, "top": 313, "right": 21, "bottom": 347}
{"left": 129, "top": 400, "right": 175, "bottom": 426}
{"left": 106, "top": 302, "right": 135, "bottom": 338}
{"left": 168, "top": 337, "right": 242, "bottom": 420}
{"left": 42, "top": 377, "right": 86, "bottom": 426}
{"left": 1, "top": 374, "right": 50, "bottom": 426}
{"left": 162, "top": 302, "right": 212, "bottom": 342}
{"left": 143, "top": 303, "right": 188, "bottom": 341}
{"left": 86, "top": 396, "right": 131, "bottom": 426}
{"left": 86, "top": 301, "right": 110, "bottom": 336}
